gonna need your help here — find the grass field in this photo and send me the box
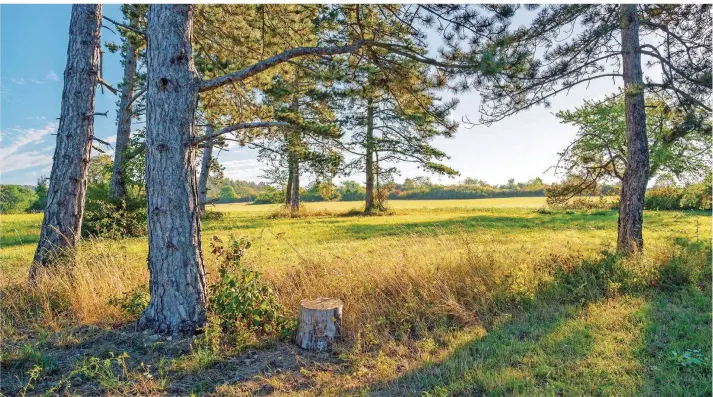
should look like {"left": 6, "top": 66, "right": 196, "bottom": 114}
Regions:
{"left": 1, "top": 198, "right": 711, "bottom": 396}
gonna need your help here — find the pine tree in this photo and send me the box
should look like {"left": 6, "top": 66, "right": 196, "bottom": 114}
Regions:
{"left": 106, "top": 6, "right": 148, "bottom": 202}
{"left": 30, "top": 5, "right": 103, "bottom": 278}
{"left": 139, "top": 4, "right": 513, "bottom": 334}
{"left": 461, "top": 4, "right": 711, "bottom": 253}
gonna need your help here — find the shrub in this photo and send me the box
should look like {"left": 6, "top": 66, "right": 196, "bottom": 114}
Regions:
{"left": 548, "top": 196, "right": 618, "bottom": 210}
{"left": 545, "top": 253, "right": 623, "bottom": 304}
{"left": 0, "top": 185, "right": 37, "bottom": 214}
{"left": 108, "top": 286, "right": 149, "bottom": 317}
{"left": 200, "top": 210, "right": 225, "bottom": 221}
{"left": 644, "top": 187, "right": 683, "bottom": 210}
{"left": 83, "top": 184, "right": 147, "bottom": 238}
{"left": 252, "top": 186, "right": 285, "bottom": 204}
{"left": 208, "top": 236, "right": 295, "bottom": 337}
{"left": 680, "top": 175, "right": 712, "bottom": 210}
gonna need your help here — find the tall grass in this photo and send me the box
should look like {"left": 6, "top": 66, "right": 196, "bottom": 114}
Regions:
{"left": 3, "top": 227, "right": 708, "bottom": 350}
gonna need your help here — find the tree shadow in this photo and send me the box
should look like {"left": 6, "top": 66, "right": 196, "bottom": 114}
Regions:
{"left": 364, "top": 253, "right": 623, "bottom": 396}
{"left": 366, "top": 239, "right": 712, "bottom": 396}
{"left": 0, "top": 323, "right": 351, "bottom": 396}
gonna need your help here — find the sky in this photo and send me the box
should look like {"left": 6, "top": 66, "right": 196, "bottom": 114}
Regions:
{"left": 1, "top": 5, "right": 627, "bottom": 187}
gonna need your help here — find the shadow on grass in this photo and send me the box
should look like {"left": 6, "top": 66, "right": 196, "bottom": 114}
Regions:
{"left": 2, "top": 240, "right": 710, "bottom": 396}
{"left": 365, "top": 238, "right": 712, "bottom": 396}
{"left": 0, "top": 323, "right": 349, "bottom": 396}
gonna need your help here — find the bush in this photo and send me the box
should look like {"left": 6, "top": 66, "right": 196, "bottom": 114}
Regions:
{"left": 108, "top": 286, "right": 149, "bottom": 317}
{"left": 200, "top": 210, "right": 225, "bottom": 221}
{"left": 680, "top": 175, "right": 712, "bottom": 210}
{"left": 644, "top": 187, "right": 683, "bottom": 210}
{"left": 0, "top": 185, "right": 37, "bottom": 213}
{"left": 208, "top": 236, "right": 295, "bottom": 337}
{"left": 252, "top": 186, "right": 285, "bottom": 204}
{"left": 82, "top": 184, "right": 147, "bottom": 238}
{"left": 548, "top": 196, "right": 618, "bottom": 210}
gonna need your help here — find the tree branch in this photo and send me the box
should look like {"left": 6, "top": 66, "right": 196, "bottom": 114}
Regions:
{"left": 199, "top": 41, "right": 372, "bottom": 92}
{"left": 103, "top": 15, "right": 146, "bottom": 36}
{"left": 98, "top": 78, "right": 118, "bottom": 95}
{"left": 191, "top": 121, "right": 291, "bottom": 145}
{"left": 128, "top": 87, "right": 147, "bottom": 107}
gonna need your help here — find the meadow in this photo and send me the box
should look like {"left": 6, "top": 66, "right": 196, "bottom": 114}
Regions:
{"left": 1, "top": 198, "right": 711, "bottom": 396}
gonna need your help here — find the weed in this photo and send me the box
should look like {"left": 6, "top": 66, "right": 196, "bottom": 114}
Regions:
{"left": 108, "top": 286, "right": 149, "bottom": 317}
{"left": 670, "top": 349, "right": 706, "bottom": 369}
{"left": 208, "top": 235, "right": 294, "bottom": 336}
{"left": 71, "top": 352, "right": 130, "bottom": 392}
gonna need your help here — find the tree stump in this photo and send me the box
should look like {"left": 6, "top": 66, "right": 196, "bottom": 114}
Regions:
{"left": 295, "top": 297, "right": 343, "bottom": 351}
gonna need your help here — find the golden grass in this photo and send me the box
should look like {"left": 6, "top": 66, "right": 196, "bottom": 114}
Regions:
{"left": 1, "top": 199, "right": 708, "bottom": 338}
{"left": 1, "top": 198, "right": 710, "bottom": 395}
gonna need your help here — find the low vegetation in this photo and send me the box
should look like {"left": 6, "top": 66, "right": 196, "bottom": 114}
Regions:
{"left": 1, "top": 199, "right": 710, "bottom": 395}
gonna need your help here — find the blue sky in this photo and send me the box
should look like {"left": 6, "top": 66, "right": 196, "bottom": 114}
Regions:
{"left": 1, "top": 5, "right": 625, "bottom": 187}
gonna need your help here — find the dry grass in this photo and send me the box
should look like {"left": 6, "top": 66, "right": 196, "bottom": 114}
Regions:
{"left": 1, "top": 199, "right": 710, "bottom": 395}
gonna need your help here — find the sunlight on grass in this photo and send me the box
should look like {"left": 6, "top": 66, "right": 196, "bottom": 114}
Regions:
{"left": 0, "top": 198, "right": 710, "bottom": 395}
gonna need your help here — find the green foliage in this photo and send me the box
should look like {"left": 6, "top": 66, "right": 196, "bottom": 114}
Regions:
{"left": 644, "top": 180, "right": 712, "bottom": 211}
{"left": 391, "top": 178, "right": 548, "bottom": 200}
{"left": 83, "top": 185, "right": 147, "bottom": 238}
{"left": 253, "top": 186, "right": 285, "bottom": 204}
{"left": 208, "top": 236, "right": 295, "bottom": 336}
{"left": 71, "top": 352, "right": 129, "bottom": 392}
{"left": 82, "top": 156, "right": 147, "bottom": 238}
{"left": 218, "top": 185, "right": 238, "bottom": 202}
{"left": 200, "top": 210, "right": 225, "bottom": 221}
{"left": 207, "top": 176, "right": 262, "bottom": 203}
{"left": 555, "top": 96, "right": 711, "bottom": 190}
{"left": 670, "top": 349, "right": 706, "bottom": 369}
{"left": 29, "top": 178, "right": 48, "bottom": 212}
{"left": 680, "top": 174, "right": 712, "bottom": 210}
{"left": 0, "top": 185, "right": 37, "bottom": 214}
{"left": 108, "top": 286, "right": 149, "bottom": 317}
{"left": 645, "top": 187, "right": 683, "bottom": 210}
{"left": 545, "top": 253, "right": 624, "bottom": 304}
{"left": 339, "top": 180, "right": 366, "bottom": 201}
{"left": 302, "top": 181, "right": 341, "bottom": 202}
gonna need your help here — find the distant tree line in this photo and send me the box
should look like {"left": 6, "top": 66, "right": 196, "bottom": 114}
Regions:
{"left": 0, "top": 179, "right": 48, "bottom": 214}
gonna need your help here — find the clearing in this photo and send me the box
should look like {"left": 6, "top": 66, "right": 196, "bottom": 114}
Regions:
{"left": 1, "top": 198, "right": 710, "bottom": 396}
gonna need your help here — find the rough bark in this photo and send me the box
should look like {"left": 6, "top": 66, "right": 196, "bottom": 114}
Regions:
{"left": 617, "top": 4, "right": 650, "bottom": 254}
{"left": 197, "top": 125, "right": 213, "bottom": 214}
{"left": 290, "top": 154, "right": 300, "bottom": 215}
{"left": 110, "top": 16, "right": 139, "bottom": 201}
{"left": 285, "top": 156, "right": 293, "bottom": 205}
{"left": 138, "top": 4, "right": 207, "bottom": 335}
{"left": 295, "top": 297, "right": 343, "bottom": 351}
{"left": 30, "top": 5, "right": 102, "bottom": 278}
{"left": 364, "top": 101, "right": 375, "bottom": 214}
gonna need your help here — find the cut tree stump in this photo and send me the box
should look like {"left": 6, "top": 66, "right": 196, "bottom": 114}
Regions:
{"left": 295, "top": 297, "right": 343, "bottom": 351}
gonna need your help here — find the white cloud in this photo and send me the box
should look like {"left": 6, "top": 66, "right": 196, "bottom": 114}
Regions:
{"left": 30, "top": 79, "right": 44, "bottom": 85}
{"left": 0, "top": 122, "right": 57, "bottom": 160}
{"left": 221, "top": 159, "right": 264, "bottom": 182}
{"left": 0, "top": 151, "right": 53, "bottom": 173}
{"left": 46, "top": 70, "right": 59, "bottom": 82}
{"left": 9, "top": 78, "right": 25, "bottom": 85}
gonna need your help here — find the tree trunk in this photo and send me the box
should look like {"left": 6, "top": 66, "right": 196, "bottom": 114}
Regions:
{"left": 290, "top": 156, "right": 300, "bottom": 215}
{"left": 617, "top": 4, "right": 650, "bottom": 254}
{"left": 364, "top": 101, "right": 375, "bottom": 214}
{"left": 110, "top": 16, "right": 139, "bottom": 202}
{"left": 285, "top": 156, "right": 293, "bottom": 205}
{"left": 30, "top": 5, "right": 102, "bottom": 279}
{"left": 138, "top": 4, "right": 207, "bottom": 335}
{"left": 198, "top": 125, "right": 213, "bottom": 214}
